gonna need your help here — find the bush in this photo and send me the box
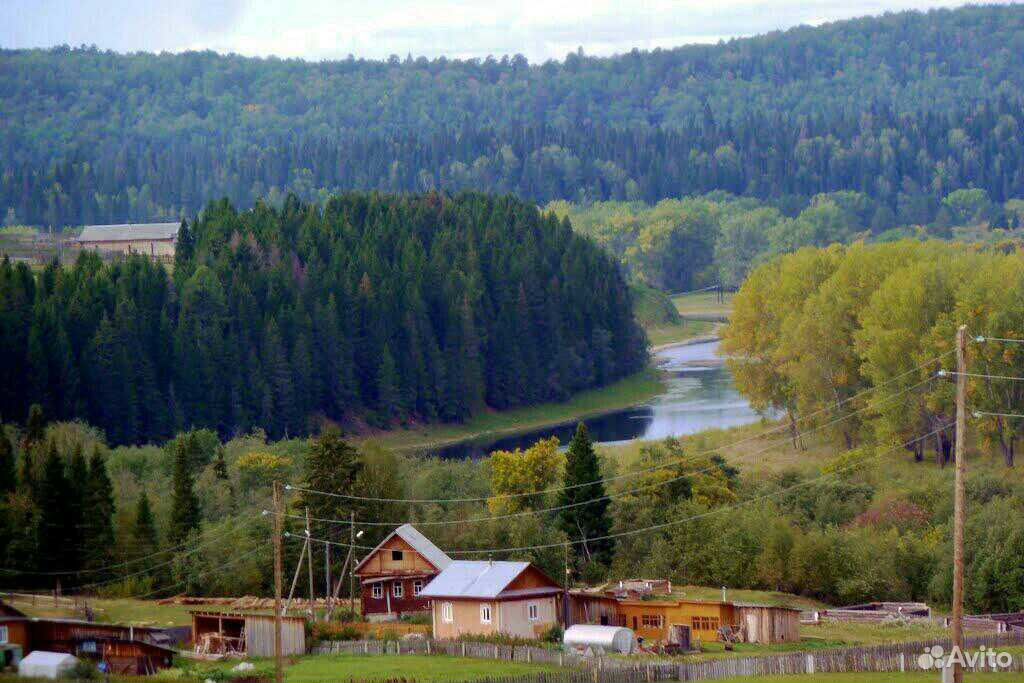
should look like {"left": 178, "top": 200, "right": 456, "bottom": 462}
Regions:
{"left": 65, "top": 660, "right": 98, "bottom": 680}
{"left": 311, "top": 622, "right": 362, "bottom": 641}
{"left": 541, "top": 624, "right": 564, "bottom": 643}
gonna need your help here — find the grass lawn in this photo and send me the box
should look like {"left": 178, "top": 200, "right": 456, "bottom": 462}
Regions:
{"left": 646, "top": 319, "right": 718, "bottom": 347}
{"left": 360, "top": 367, "right": 665, "bottom": 453}
{"left": 9, "top": 596, "right": 194, "bottom": 627}
{"left": 717, "top": 674, "right": 1024, "bottom": 682}
{"left": 673, "top": 291, "right": 734, "bottom": 319}
{"left": 189, "top": 654, "right": 562, "bottom": 683}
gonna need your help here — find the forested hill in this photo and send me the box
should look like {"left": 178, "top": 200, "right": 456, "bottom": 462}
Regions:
{"left": 4, "top": 5, "right": 1024, "bottom": 226}
{"left": 0, "top": 193, "right": 647, "bottom": 445}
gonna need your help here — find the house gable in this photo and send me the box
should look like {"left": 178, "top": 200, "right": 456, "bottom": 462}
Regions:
{"left": 356, "top": 535, "right": 439, "bottom": 576}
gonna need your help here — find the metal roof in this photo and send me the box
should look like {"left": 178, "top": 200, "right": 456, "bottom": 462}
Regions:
{"left": 77, "top": 222, "right": 180, "bottom": 243}
{"left": 354, "top": 524, "right": 453, "bottom": 573}
{"left": 418, "top": 560, "right": 531, "bottom": 599}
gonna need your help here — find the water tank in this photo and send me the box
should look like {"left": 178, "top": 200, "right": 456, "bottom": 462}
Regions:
{"left": 563, "top": 624, "right": 636, "bottom": 655}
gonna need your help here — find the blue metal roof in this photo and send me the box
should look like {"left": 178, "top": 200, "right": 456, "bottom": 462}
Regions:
{"left": 418, "top": 561, "right": 531, "bottom": 599}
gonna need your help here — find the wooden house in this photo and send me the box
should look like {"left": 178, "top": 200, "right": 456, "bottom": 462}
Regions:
{"left": 73, "top": 222, "right": 180, "bottom": 260}
{"left": 616, "top": 598, "right": 800, "bottom": 646}
{"left": 354, "top": 524, "right": 452, "bottom": 620}
{"left": 420, "top": 561, "right": 562, "bottom": 640}
{"left": 190, "top": 611, "right": 305, "bottom": 657}
{"left": 0, "top": 616, "right": 174, "bottom": 674}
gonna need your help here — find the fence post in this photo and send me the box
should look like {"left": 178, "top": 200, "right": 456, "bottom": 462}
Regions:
{"left": 899, "top": 653, "right": 905, "bottom": 672}
{"left": 805, "top": 654, "right": 814, "bottom": 674}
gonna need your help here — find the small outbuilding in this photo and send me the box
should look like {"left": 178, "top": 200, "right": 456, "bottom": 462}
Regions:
{"left": 190, "top": 611, "right": 305, "bottom": 657}
{"left": 563, "top": 624, "right": 636, "bottom": 655}
{"left": 18, "top": 651, "right": 78, "bottom": 679}
{"left": 733, "top": 604, "right": 802, "bottom": 644}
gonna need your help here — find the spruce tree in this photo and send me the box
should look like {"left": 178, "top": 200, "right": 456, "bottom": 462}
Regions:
{"left": 36, "top": 441, "right": 73, "bottom": 575}
{"left": 0, "top": 424, "right": 13, "bottom": 494}
{"left": 168, "top": 435, "right": 201, "bottom": 545}
{"left": 300, "top": 427, "right": 363, "bottom": 539}
{"left": 213, "top": 445, "right": 229, "bottom": 480}
{"left": 24, "top": 403, "right": 45, "bottom": 450}
{"left": 82, "top": 447, "right": 116, "bottom": 575}
{"left": 558, "top": 423, "right": 614, "bottom": 568}
{"left": 132, "top": 492, "right": 158, "bottom": 558}
{"left": 66, "top": 444, "right": 89, "bottom": 572}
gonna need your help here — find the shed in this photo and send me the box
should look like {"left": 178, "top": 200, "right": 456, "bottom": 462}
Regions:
{"left": 733, "top": 604, "right": 801, "bottom": 644}
{"left": 18, "top": 651, "right": 78, "bottom": 679}
{"left": 567, "top": 591, "right": 624, "bottom": 627}
{"left": 563, "top": 625, "right": 636, "bottom": 655}
{"left": 190, "top": 611, "right": 305, "bottom": 657}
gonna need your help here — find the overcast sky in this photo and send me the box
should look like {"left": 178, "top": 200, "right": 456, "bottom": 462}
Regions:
{"left": 1, "top": 0, "right": 1017, "bottom": 63}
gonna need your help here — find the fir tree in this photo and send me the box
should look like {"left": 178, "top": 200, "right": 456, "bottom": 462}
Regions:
{"left": 23, "top": 404, "right": 45, "bottom": 451}
{"left": 168, "top": 435, "right": 201, "bottom": 545}
{"left": 82, "top": 447, "right": 116, "bottom": 575}
{"left": 300, "top": 427, "right": 363, "bottom": 539}
{"left": 36, "top": 441, "right": 73, "bottom": 576}
{"left": 213, "top": 445, "right": 229, "bottom": 480}
{"left": 132, "top": 492, "right": 159, "bottom": 558}
{"left": 0, "top": 424, "right": 13, "bottom": 494}
{"left": 66, "top": 443, "right": 89, "bottom": 572}
{"left": 558, "top": 423, "right": 614, "bottom": 568}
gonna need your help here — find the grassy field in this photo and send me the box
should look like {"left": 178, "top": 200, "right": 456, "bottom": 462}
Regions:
{"left": 8, "top": 595, "right": 195, "bottom": 627}
{"left": 717, "top": 674, "right": 1024, "bottom": 682}
{"left": 187, "top": 654, "right": 561, "bottom": 683}
{"left": 673, "top": 291, "right": 735, "bottom": 319}
{"left": 646, "top": 319, "right": 718, "bottom": 347}
{"left": 359, "top": 367, "right": 665, "bottom": 453}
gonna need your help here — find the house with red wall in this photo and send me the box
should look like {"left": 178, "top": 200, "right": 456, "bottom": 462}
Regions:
{"left": 353, "top": 524, "right": 452, "bottom": 621}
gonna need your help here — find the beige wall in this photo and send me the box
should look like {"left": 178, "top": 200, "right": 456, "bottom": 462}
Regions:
{"left": 431, "top": 597, "right": 557, "bottom": 640}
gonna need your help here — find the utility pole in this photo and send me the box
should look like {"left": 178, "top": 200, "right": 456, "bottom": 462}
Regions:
{"left": 325, "top": 538, "right": 331, "bottom": 621}
{"left": 349, "top": 511, "right": 357, "bottom": 616}
{"left": 272, "top": 482, "right": 283, "bottom": 683}
{"left": 562, "top": 543, "right": 571, "bottom": 627}
{"left": 952, "top": 324, "right": 968, "bottom": 683}
{"left": 305, "top": 508, "right": 315, "bottom": 619}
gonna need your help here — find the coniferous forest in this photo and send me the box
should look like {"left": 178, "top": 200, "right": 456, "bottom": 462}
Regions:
{"left": 0, "top": 193, "right": 647, "bottom": 445}
{"left": 5, "top": 5, "right": 1024, "bottom": 227}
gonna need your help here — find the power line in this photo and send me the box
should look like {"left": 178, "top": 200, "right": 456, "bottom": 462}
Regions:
{"left": 129, "top": 545, "right": 267, "bottom": 601}
{"left": 972, "top": 410, "right": 1024, "bottom": 419}
{"left": 939, "top": 370, "right": 1024, "bottom": 382}
{"left": 289, "top": 359, "right": 947, "bottom": 505}
{"left": 973, "top": 336, "right": 1024, "bottom": 344}
{"left": 294, "top": 426, "right": 948, "bottom": 556}
{"left": 279, "top": 373, "right": 939, "bottom": 527}
{"left": 0, "top": 514, "right": 261, "bottom": 578}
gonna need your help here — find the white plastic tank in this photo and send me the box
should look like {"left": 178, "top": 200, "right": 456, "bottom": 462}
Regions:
{"left": 18, "top": 651, "right": 79, "bottom": 679}
{"left": 563, "top": 624, "right": 636, "bottom": 655}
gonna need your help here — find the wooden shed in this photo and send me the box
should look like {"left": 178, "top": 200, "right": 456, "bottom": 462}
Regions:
{"left": 733, "top": 604, "right": 802, "bottom": 644}
{"left": 567, "top": 591, "right": 625, "bottom": 627}
{"left": 190, "top": 611, "right": 305, "bottom": 657}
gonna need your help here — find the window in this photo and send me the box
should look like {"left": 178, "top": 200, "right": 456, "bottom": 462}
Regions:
{"left": 692, "top": 617, "right": 720, "bottom": 632}
{"left": 528, "top": 603, "right": 539, "bottom": 621}
{"left": 442, "top": 602, "right": 454, "bottom": 623}
{"left": 641, "top": 614, "right": 663, "bottom": 628}
{"left": 393, "top": 582, "right": 404, "bottom": 598}
{"left": 480, "top": 604, "right": 492, "bottom": 624}
{"left": 372, "top": 584, "right": 383, "bottom": 599}
{"left": 413, "top": 580, "right": 424, "bottom": 595}
{"left": 0, "top": 625, "right": 7, "bottom": 644}
{"left": 391, "top": 550, "right": 404, "bottom": 562}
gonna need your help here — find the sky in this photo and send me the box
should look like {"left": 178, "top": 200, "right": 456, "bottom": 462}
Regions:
{"left": 0, "top": 0, "right": 1018, "bottom": 63}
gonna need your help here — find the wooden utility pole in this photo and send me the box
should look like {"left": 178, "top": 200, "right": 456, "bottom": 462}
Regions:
{"left": 272, "top": 482, "right": 283, "bottom": 683}
{"left": 305, "top": 508, "right": 315, "bottom": 618}
{"left": 324, "top": 539, "right": 331, "bottom": 620}
{"left": 349, "top": 511, "right": 356, "bottom": 615}
{"left": 952, "top": 325, "right": 968, "bottom": 683}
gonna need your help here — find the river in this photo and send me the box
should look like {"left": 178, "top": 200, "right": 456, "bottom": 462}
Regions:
{"left": 432, "top": 340, "right": 764, "bottom": 459}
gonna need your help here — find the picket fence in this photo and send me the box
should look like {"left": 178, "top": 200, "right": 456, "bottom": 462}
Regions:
{"left": 314, "top": 630, "right": 1024, "bottom": 682}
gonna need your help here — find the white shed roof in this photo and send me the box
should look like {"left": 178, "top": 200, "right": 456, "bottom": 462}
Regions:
{"left": 418, "top": 560, "right": 533, "bottom": 599}
{"left": 18, "top": 651, "right": 79, "bottom": 679}
{"left": 78, "top": 222, "right": 180, "bottom": 243}
{"left": 354, "top": 524, "right": 452, "bottom": 573}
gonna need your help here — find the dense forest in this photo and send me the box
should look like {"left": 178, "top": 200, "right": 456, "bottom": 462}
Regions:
{"left": 5, "top": 5, "right": 1024, "bottom": 226}
{"left": 0, "top": 192, "right": 646, "bottom": 445}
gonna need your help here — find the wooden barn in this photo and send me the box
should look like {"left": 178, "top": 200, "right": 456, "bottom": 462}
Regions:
{"left": 73, "top": 222, "right": 180, "bottom": 260}
{"left": 567, "top": 591, "right": 625, "bottom": 627}
{"left": 354, "top": 524, "right": 452, "bottom": 621}
{"left": 0, "top": 616, "right": 174, "bottom": 674}
{"left": 190, "top": 611, "right": 305, "bottom": 657}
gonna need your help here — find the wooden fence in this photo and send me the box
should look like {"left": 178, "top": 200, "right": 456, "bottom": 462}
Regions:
{"left": 314, "top": 631, "right": 1024, "bottom": 681}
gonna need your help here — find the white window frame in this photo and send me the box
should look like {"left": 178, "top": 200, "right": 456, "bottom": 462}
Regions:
{"left": 480, "top": 604, "right": 492, "bottom": 624}
{"left": 528, "top": 603, "right": 539, "bottom": 621}
{"left": 442, "top": 602, "right": 454, "bottom": 623}
{"left": 372, "top": 584, "right": 383, "bottom": 599}
{"left": 413, "top": 580, "right": 424, "bottom": 595}
{"left": 393, "top": 582, "right": 404, "bottom": 598}
{"left": 0, "top": 625, "right": 7, "bottom": 644}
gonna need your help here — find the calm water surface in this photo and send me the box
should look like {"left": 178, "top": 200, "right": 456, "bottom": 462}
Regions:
{"left": 432, "top": 341, "right": 764, "bottom": 459}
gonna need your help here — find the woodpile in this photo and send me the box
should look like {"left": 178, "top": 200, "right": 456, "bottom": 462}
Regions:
{"left": 157, "top": 595, "right": 330, "bottom": 611}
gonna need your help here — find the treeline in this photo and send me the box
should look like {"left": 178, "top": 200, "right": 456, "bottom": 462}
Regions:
{"left": 723, "top": 240, "right": 1024, "bottom": 467}
{"left": 0, "top": 192, "right": 646, "bottom": 445}
{"left": 550, "top": 189, "right": 1024, "bottom": 291}
{"left": 7, "top": 99, "right": 1024, "bottom": 229}
{"left": 6, "top": 5, "right": 1024, "bottom": 226}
